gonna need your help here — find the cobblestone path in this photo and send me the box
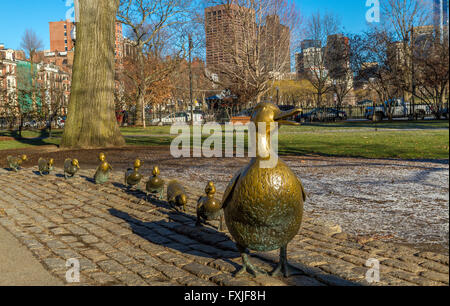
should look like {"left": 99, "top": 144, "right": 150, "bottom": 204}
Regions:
{"left": 0, "top": 167, "right": 448, "bottom": 286}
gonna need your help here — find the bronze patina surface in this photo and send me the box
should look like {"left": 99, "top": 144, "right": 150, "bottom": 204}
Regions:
{"left": 146, "top": 166, "right": 165, "bottom": 200}
{"left": 124, "top": 159, "right": 143, "bottom": 189}
{"left": 222, "top": 102, "right": 306, "bottom": 277}
{"left": 94, "top": 153, "right": 112, "bottom": 184}
{"left": 38, "top": 158, "right": 54, "bottom": 176}
{"left": 167, "top": 180, "right": 187, "bottom": 212}
{"left": 64, "top": 158, "right": 80, "bottom": 179}
{"left": 196, "top": 181, "right": 224, "bottom": 231}
{"left": 7, "top": 155, "right": 27, "bottom": 172}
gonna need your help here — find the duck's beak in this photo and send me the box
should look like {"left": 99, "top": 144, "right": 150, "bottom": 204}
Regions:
{"left": 274, "top": 108, "right": 302, "bottom": 126}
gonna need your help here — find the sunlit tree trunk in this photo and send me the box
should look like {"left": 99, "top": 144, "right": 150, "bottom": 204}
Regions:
{"left": 61, "top": 0, "right": 125, "bottom": 148}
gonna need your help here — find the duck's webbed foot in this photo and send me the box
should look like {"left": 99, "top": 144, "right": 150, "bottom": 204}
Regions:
{"left": 270, "top": 246, "right": 301, "bottom": 278}
{"left": 235, "top": 247, "right": 267, "bottom": 278}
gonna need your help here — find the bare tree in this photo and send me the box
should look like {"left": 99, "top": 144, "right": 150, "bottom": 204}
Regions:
{"left": 380, "top": 0, "right": 432, "bottom": 115}
{"left": 61, "top": 0, "right": 125, "bottom": 148}
{"left": 352, "top": 29, "right": 401, "bottom": 121}
{"left": 202, "top": 0, "right": 301, "bottom": 107}
{"left": 117, "top": 0, "right": 193, "bottom": 127}
{"left": 20, "top": 29, "right": 44, "bottom": 63}
{"left": 297, "top": 11, "right": 341, "bottom": 107}
{"left": 408, "top": 31, "right": 449, "bottom": 118}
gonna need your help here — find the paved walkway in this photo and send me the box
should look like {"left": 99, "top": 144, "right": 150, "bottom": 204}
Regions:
{"left": 0, "top": 167, "right": 448, "bottom": 286}
{"left": 0, "top": 225, "right": 63, "bottom": 286}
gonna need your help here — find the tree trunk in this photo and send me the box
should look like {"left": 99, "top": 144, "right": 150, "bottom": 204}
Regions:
{"left": 134, "top": 50, "right": 145, "bottom": 127}
{"left": 61, "top": 0, "right": 125, "bottom": 148}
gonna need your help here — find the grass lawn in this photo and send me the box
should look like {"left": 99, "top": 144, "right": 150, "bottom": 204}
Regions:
{"left": 1, "top": 120, "right": 448, "bottom": 160}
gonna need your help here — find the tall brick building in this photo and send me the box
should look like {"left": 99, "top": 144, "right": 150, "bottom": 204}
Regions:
{"left": 49, "top": 20, "right": 124, "bottom": 58}
{"left": 205, "top": 4, "right": 248, "bottom": 70}
{"left": 260, "top": 15, "right": 291, "bottom": 74}
{"left": 205, "top": 5, "right": 290, "bottom": 77}
{"left": 49, "top": 20, "right": 75, "bottom": 52}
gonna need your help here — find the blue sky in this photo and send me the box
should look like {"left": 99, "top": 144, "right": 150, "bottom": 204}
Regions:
{"left": 0, "top": 0, "right": 372, "bottom": 51}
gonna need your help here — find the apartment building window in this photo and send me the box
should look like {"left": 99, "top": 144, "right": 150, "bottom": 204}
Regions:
{"left": 64, "top": 24, "right": 67, "bottom": 29}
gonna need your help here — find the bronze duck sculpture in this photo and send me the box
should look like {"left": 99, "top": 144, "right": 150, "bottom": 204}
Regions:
{"left": 196, "top": 181, "right": 224, "bottom": 232}
{"left": 64, "top": 158, "right": 80, "bottom": 179}
{"left": 38, "top": 157, "right": 54, "bottom": 176}
{"left": 7, "top": 154, "right": 27, "bottom": 172}
{"left": 167, "top": 180, "right": 188, "bottom": 212}
{"left": 146, "top": 166, "right": 165, "bottom": 200}
{"left": 94, "top": 153, "right": 112, "bottom": 184}
{"left": 124, "top": 159, "right": 143, "bottom": 190}
{"left": 222, "top": 102, "right": 306, "bottom": 277}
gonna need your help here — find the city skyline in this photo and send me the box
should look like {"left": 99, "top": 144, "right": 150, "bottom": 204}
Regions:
{"left": 0, "top": 0, "right": 374, "bottom": 51}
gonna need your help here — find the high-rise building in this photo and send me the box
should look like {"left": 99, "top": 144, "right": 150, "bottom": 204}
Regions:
{"left": 205, "top": 4, "right": 251, "bottom": 70}
{"left": 260, "top": 15, "right": 291, "bottom": 74}
{"left": 205, "top": 4, "right": 290, "bottom": 78}
{"left": 295, "top": 41, "right": 323, "bottom": 77}
{"left": 49, "top": 20, "right": 124, "bottom": 57}
{"left": 49, "top": 20, "right": 75, "bottom": 52}
{"left": 325, "top": 34, "right": 351, "bottom": 76}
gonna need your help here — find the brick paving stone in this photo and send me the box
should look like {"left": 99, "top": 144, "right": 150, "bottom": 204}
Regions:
{"left": 419, "top": 260, "right": 449, "bottom": 274}
{"left": 157, "top": 251, "right": 192, "bottom": 268}
{"left": 78, "top": 258, "right": 99, "bottom": 273}
{"left": 108, "top": 252, "right": 136, "bottom": 265}
{"left": 89, "top": 272, "right": 118, "bottom": 285}
{"left": 46, "top": 240, "right": 68, "bottom": 250}
{"left": 31, "top": 248, "right": 53, "bottom": 259}
{"left": 43, "top": 257, "right": 67, "bottom": 272}
{"left": 183, "top": 261, "right": 223, "bottom": 280}
{"left": 418, "top": 270, "right": 449, "bottom": 284}
{"left": 417, "top": 252, "right": 449, "bottom": 265}
{"left": 97, "top": 260, "right": 127, "bottom": 275}
{"left": 52, "top": 248, "right": 81, "bottom": 260}
{"left": 22, "top": 239, "right": 45, "bottom": 250}
{"left": 177, "top": 275, "right": 217, "bottom": 286}
{"left": 115, "top": 273, "right": 148, "bottom": 286}
{"left": 80, "top": 249, "right": 109, "bottom": 262}
{"left": 1, "top": 168, "right": 448, "bottom": 287}
{"left": 288, "top": 275, "right": 326, "bottom": 286}
{"left": 253, "top": 275, "right": 288, "bottom": 286}
{"left": 127, "top": 263, "right": 161, "bottom": 279}
{"left": 381, "top": 259, "right": 425, "bottom": 274}
{"left": 155, "top": 264, "right": 191, "bottom": 280}
{"left": 209, "top": 259, "right": 240, "bottom": 273}
{"left": 60, "top": 236, "right": 78, "bottom": 243}
{"left": 80, "top": 235, "right": 100, "bottom": 244}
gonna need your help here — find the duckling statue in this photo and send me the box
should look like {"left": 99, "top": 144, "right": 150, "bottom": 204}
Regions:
{"left": 64, "top": 158, "right": 80, "bottom": 179}
{"left": 222, "top": 102, "right": 306, "bottom": 277}
{"left": 38, "top": 157, "right": 54, "bottom": 176}
{"left": 146, "top": 166, "right": 165, "bottom": 200}
{"left": 167, "top": 180, "right": 187, "bottom": 212}
{"left": 196, "top": 181, "right": 224, "bottom": 232}
{"left": 124, "top": 159, "right": 143, "bottom": 190}
{"left": 7, "top": 154, "right": 27, "bottom": 172}
{"left": 94, "top": 153, "right": 112, "bottom": 184}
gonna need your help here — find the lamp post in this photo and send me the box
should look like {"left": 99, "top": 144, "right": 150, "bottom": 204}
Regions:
{"left": 188, "top": 34, "right": 194, "bottom": 126}
{"left": 404, "top": 27, "right": 416, "bottom": 120}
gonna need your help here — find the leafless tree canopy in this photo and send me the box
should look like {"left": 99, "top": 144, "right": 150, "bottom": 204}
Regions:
{"left": 201, "top": 0, "right": 302, "bottom": 106}
{"left": 117, "top": 0, "right": 195, "bottom": 126}
{"left": 20, "top": 29, "right": 44, "bottom": 61}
